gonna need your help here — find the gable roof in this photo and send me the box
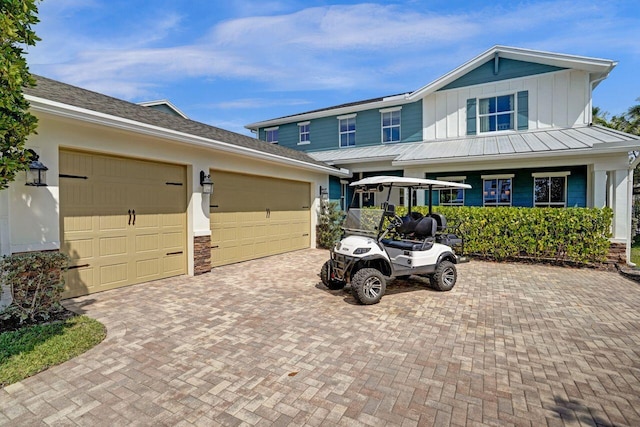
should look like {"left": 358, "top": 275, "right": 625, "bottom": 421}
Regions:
{"left": 308, "top": 126, "right": 640, "bottom": 166}
{"left": 25, "top": 75, "right": 348, "bottom": 176}
{"left": 137, "top": 99, "right": 189, "bottom": 119}
{"left": 246, "top": 46, "right": 617, "bottom": 130}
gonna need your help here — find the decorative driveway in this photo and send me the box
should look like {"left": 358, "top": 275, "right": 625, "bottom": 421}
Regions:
{"left": 1, "top": 249, "right": 640, "bottom": 426}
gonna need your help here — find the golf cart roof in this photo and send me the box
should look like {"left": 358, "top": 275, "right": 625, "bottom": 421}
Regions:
{"left": 350, "top": 176, "right": 471, "bottom": 190}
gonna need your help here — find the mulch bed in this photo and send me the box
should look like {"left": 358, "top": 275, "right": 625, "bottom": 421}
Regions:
{"left": 0, "top": 308, "right": 78, "bottom": 333}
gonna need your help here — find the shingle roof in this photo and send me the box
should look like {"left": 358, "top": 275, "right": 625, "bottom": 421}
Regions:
{"left": 25, "top": 75, "right": 338, "bottom": 171}
{"left": 308, "top": 126, "right": 640, "bottom": 165}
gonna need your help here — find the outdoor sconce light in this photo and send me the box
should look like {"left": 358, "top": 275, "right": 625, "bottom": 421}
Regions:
{"left": 200, "top": 171, "right": 214, "bottom": 195}
{"left": 319, "top": 185, "right": 329, "bottom": 200}
{"left": 25, "top": 149, "right": 48, "bottom": 187}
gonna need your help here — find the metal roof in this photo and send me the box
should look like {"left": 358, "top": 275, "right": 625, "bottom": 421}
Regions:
{"left": 309, "top": 126, "right": 640, "bottom": 166}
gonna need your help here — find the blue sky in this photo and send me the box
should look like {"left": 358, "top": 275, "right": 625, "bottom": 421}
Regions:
{"left": 27, "top": 0, "right": 640, "bottom": 136}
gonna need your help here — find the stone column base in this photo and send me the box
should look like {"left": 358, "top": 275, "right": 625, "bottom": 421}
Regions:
{"left": 194, "top": 235, "right": 212, "bottom": 275}
{"left": 606, "top": 242, "right": 626, "bottom": 265}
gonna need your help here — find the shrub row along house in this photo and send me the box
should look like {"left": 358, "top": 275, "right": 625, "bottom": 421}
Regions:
{"left": 246, "top": 46, "right": 640, "bottom": 263}
{"left": 0, "top": 45, "right": 638, "bottom": 301}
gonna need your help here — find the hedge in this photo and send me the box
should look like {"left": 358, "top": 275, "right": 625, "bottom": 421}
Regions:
{"left": 1, "top": 251, "right": 69, "bottom": 325}
{"left": 394, "top": 206, "right": 613, "bottom": 264}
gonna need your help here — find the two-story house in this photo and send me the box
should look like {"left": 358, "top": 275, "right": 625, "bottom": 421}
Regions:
{"left": 246, "top": 46, "right": 640, "bottom": 262}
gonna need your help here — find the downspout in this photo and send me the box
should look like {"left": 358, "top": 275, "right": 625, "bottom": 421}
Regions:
{"left": 627, "top": 155, "right": 640, "bottom": 266}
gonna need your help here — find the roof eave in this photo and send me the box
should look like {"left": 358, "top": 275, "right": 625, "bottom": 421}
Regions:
{"left": 27, "top": 95, "right": 350, "bottom": 178}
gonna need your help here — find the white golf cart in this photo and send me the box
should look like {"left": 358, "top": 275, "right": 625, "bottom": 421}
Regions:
{"left": 320, "top": 176, "right": 471, "bottom": 305}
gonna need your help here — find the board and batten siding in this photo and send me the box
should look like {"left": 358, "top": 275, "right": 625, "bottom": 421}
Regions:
{"left": 259, "top": 100, "right": 423, "bottom": 152}
{"left": 423, "top": 69, "right": 591, "bottom": 141}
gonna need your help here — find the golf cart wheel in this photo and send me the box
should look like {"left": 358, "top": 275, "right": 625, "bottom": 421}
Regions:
{"left": 352, "top": 268, "right": 386, "bottom": 305}
{"left": 430, "top": 261, "right": 457, "bottom": 291}
{"left": 320, "top": 260, "right": 345, "bottom": 290}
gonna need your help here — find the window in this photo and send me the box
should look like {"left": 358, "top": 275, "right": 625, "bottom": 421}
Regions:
{"left": 265, "top": 127, "right": 279, "bottom": 144}
{"left": 467, "top": 91, "right": 528, "bottom": 135}
{"left": 338, "top": 115, "right": 356, "bottom": 147}
{"left": 298, "top": 122, "right": 310, "bottom": 145}
{"left": 533, "top": 172, "right": 569, "bottom": 207}
{"left": 381, "top": 108, "right": 401, "bottom": 143}
{"left": 437, "top": 176, "right": 466, "bottom": 206}
{"left": 482, "top": 175, "right": 513, "bottom": 206}
{"left": 479, "top": 94, "right": 514, "bottom": 133}
{"left": 398, "top": 189, "right": 417, "bottom": 207}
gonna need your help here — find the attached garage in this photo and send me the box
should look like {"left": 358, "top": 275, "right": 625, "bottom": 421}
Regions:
{"left": 59, "top": 150, "right": 187, "bottom": 298}
{"left": 210, "top": 170, "right": 311, "bottom": 267}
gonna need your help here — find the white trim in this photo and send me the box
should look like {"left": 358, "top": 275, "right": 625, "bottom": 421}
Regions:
{"left": 531, "top": 171, "right": 571, "bottom": 178}
{"left": 337, "top": 113, "right": 357, "bottom": 120}
{"left": 298, "top": 122, "right": 310, "bottom": 145}
{"left": 481, "top": 173, "right": 515, "bottom": 179}
{"left": 379, "top": 106, "right": 402, "bottom": 113}
{"left": 137, "top": 99, "right": 189, "bottom": 119}
{"left": 437, "top": 175, "right": 467, "bottom": 181}
{"left": 27, "top": 96, "right": 350, "bottom": 177}
{"left": 381, "top": 109, "right": 401, "bottom": 144}
{"left": 297, "top": 141, "right": 311, "bottom": 146}
{"left": 297, "top": 121, "right": 310, "bottom": 126}
{"left": 264, "top": 126, "right": 279, "bottom": 131}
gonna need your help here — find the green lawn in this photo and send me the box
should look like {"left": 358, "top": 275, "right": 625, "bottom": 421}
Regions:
{"left": 0, "top": 315, "right": 106, "bottom": 387}
{"left": 632, "top": 243, "right": 640, "bottom": 266}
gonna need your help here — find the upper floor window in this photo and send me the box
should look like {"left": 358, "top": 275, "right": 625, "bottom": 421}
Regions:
{"left": 265, "top": 127, "right": 279, "bottom": 144}
{"left": 479, "top": 95, "right": 514, "bottom": 132}
{"left": 381, "top": 108, "right": 401, "bottom": 143}
{"left": 482, "top": 174, "right": 513, "bottom": 206}
{"left": 533, "top": 172, "right": 569, "bottom": 207}
{"left": 298, "top": 122, "right": 310, "bottom": 145}
{"left": 467, "top": 91, "right": 528, "bottom": 135}
{"left": 338, "top": 114, "right": 356, "bottom": 147}
{"left": 437, "top": 176, "right": 466, "bottom": 206}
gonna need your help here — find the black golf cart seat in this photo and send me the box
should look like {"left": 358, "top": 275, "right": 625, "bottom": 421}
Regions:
{"left": 382, "top": 216, "right": 437, "bottom": 251}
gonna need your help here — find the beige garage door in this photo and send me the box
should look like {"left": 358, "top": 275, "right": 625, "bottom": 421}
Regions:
{"left": 60, "top": 150, "right": 187, "bottom": 298}
{"left": 210, "top": 170, "right": 311, "bottom": 267}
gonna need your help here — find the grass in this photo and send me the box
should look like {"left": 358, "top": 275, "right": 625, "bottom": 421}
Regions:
{"left": 0, "top": 315, "right": 106, "bottom": 387}
{"left": 632, "top": 241, "right": 640, "bottom": 266}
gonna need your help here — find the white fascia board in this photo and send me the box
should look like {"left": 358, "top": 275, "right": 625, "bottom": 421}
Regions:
{"left": 137, "top": 99, "right": 189, "bottom": 119}
{"left": 407, "top": 45, "right": 616, "bottom": 100}
{"left": 245, "top": 96, "right": 412, "bottom": 130}
{"left": 27, "top": 95, "right": 350, "bottom": 178}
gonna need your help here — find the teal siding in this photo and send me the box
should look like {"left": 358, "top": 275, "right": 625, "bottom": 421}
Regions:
{"left": 439, "top": 58, "right": 566, "bottom": 91}
{"left": 517, "top": 91, "right": 529, "bottom": 130}
{"left": 260, "top": 100, "right": 423, "bottom": 152}
{"left": 329, "top": 175, "right": 342, "bottom": 201}
{"left": 466, "top": 98, "right": 477, "bottom": 135}
{"left": 426, "top": 166, "right": 587, "bottom": 208}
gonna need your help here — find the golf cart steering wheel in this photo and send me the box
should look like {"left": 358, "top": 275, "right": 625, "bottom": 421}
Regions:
{"left": 388, "top": 214, "right": 403, "bottom": 230}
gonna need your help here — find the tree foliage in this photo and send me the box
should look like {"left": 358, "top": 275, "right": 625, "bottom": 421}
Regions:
{"left": 0, "top": 0, "right": 41, "bottom": 189}
{"left": 593, "top": 99, "right": 640, "bottom": 136}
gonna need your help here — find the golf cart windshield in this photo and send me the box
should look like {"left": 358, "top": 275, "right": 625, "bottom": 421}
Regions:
{"left": 343, "top": 208, "right": 385, "bottom": 237}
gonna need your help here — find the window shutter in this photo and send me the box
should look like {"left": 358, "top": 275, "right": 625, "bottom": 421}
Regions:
{"left": 466, "top": 98, "right": 477, "bottom": 135}
{"left": 517, "top": 91, "right": 528, "bottom": 130}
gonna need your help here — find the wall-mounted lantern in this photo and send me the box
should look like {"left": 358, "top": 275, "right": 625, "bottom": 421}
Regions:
{"left": 319, "top": 185, "right": 329, "bottom": 200}
{"left": 25, "top": 149, "right": 48, "bottom": 187}
{"left": 200, "top": 171, "right": 213, "bottom": 195}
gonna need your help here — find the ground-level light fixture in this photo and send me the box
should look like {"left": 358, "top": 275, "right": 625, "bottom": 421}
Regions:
{"left": 25, "top": 149, "right": 48, "bottom": 187}
{"left": 200, "top": 171, "right": 213, "bottom": 195}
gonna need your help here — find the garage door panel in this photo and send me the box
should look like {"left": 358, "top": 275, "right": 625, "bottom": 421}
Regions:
{"left": 60, "top": 150, "right": 187, "bottom": 298}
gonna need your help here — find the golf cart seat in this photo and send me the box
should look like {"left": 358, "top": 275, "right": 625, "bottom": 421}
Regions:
{"left": 428, "top": 213, "right": 464, "bottom": 246}
{"left": 428, "top": 213, "right": 447, "bottom": 231}
{"left": 382, "top": 217, "right": 436, "bottom": 251}
{"left": 395, "top": 215, "right": 418, "bottom": 235}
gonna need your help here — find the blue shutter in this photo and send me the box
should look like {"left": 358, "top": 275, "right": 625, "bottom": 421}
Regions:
{"left": 466, "top": 98, "right": 477, "bottom": 135}
{"left": 517, "top": 91, "right": 528, "bottom": 130}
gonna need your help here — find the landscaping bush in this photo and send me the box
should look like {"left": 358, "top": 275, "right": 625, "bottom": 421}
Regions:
{"left": 317, "top": 199, "right": 344, "bottom": 249}
{"left": 395, "top": 206, "right": 613, "bottom": 264}
{"left": 1, "top": 251, "right": 69, "bottom": 325}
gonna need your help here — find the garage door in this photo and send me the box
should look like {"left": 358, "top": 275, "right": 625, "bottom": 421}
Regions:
{"left": 59, "top": 150, "right": 187, "bottom": 298}
{"left": 210, "top": 170, "right": 310, "bottom": 267}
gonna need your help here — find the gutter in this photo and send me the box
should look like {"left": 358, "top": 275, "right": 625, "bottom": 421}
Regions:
{"left": 27, "top": 95, "right": 351, "bottom": 178}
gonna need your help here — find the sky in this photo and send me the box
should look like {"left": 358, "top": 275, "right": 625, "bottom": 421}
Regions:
{"left": 26, "top": 0, "right": 640, "bottom": 136}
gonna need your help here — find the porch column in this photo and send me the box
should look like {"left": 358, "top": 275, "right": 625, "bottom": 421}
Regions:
{"left": 592, "top": 170, "right": 607, "bottom": 208}
{"left": 612, "top": 169, "right": 629, "bottom": 242}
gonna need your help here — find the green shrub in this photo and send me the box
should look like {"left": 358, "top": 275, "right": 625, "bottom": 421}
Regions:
{"left": 394, "top": 206, "right": 612, "bottom": 264}
{"left": 317, "top": 199, "right": 344, "bottom": 249}
{"left": 1, "top": 252, "right": 69, "bottom": 325}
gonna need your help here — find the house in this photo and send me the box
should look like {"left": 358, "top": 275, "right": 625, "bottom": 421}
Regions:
{"left": 0, "top": 75, "right": 349, "bottom": 299}
{"left": 246, "top": 46, "right": 640, "bottom": 263}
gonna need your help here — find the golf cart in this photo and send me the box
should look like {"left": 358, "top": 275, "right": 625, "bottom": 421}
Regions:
{"left": 320, "top": 176, "right": 471, "bottom": 305}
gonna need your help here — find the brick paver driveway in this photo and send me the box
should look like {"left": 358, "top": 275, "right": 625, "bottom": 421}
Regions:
{"left": 2, "top": 249, "right": 640, "bottom": 426}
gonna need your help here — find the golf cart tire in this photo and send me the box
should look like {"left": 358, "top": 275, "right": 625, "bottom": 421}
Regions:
{"left": 320, "top": 260, "right": 346, "bottom": 290}
{"left": 430, "top": 260, "right": 457, "bottom": 291}
{"left": 352, "top": 268, "right": 387, "bottom": 305}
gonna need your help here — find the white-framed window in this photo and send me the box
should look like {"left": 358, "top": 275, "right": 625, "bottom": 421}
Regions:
{"left": 380, "top": 107, "right": 401, "bottom": 143}
{"left": 298, "top": 121, "right": 310, "bottom": 145}
{"left": 398, "top": 188, "right": 417, "bottom": 207}
{"left": 437, "top": 176, "right": 466, "bottom": 206}
{"left": 479, "top": 94, "right": 514, "bottom": 133}
{"left": 533, "top": 172, "right": 570, "bottom": 207}
{"left": 338, "top": 114, "right": 356, "bottom": 147}
{"left": 482, "top": 174, "right": 514, "bottom": 206}
{"left": 265, "top": 127, "right": 279, "bottom": 144}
